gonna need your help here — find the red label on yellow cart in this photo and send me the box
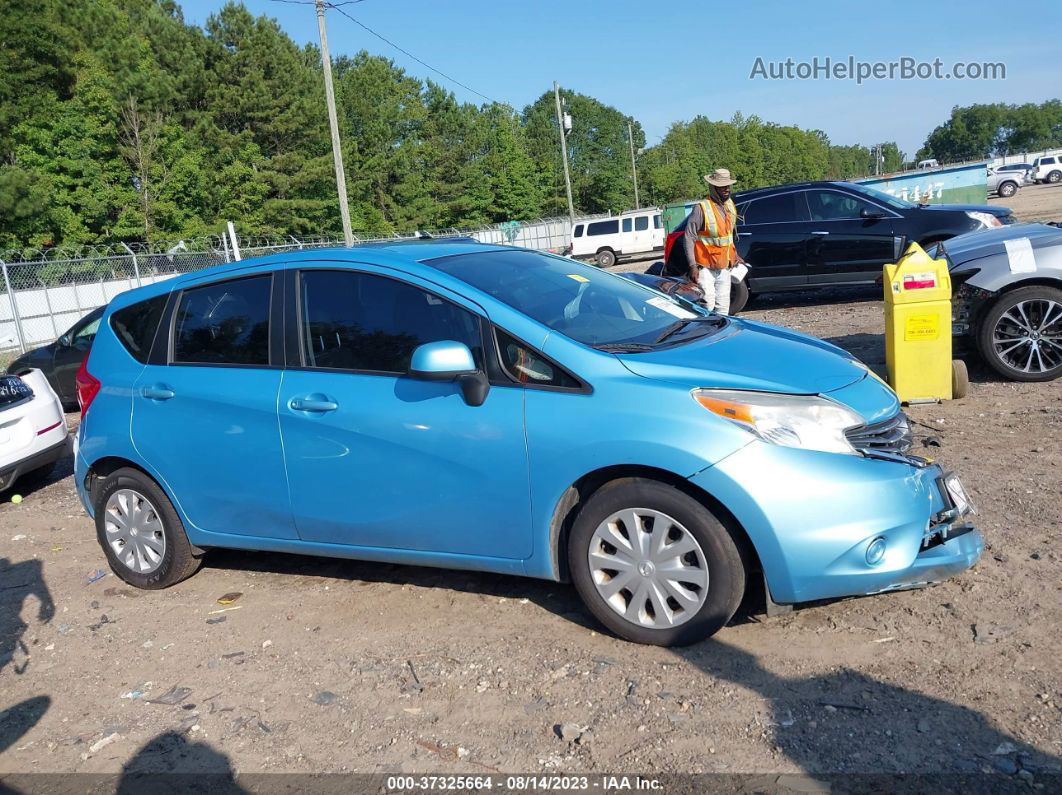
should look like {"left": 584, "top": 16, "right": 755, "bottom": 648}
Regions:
{"left": 904, "top": 314, "right": 940, "bottom": 341}
{"left": 903, "top": 272, "right": 937, "bottom": 289}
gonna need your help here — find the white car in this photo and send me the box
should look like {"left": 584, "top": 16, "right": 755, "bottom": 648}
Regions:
{"left": 0, "top": 368, "right": 70, "bottom": 493}
{"left": 1030, "top": 154, "right": 1062, "bottom": 184}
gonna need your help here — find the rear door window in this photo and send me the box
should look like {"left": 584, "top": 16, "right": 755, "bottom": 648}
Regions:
{"left": 742, "top": 193, "right": 809, "bottom": 225}
{"left": 635, "top": 216, "right": 649, "bottom": 231}
{"left": 110, "top": 295, "right": 168, "bottom": 363}
{"left": 173, "top": 276, "right": 272, "bottom": 365}
{"left": 1043, "top": 157, "right": 1057, "bottom": 165}
{"left": 298, "top": 270, "right": 483, "bottom": 374}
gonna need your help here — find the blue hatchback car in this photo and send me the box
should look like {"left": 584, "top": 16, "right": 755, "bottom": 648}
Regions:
{"left": 73, "top": 241, "right": 983, "bottom": 645}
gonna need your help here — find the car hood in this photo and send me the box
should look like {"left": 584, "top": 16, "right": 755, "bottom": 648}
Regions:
{"left": 942, "top": 222, "right": 1062, "bottom": 266}
{"left": 917, "top": 203, "right": 1011, "bottom": 216}
{"left": 617, "top": 318, "right": 867, "bottom": 395}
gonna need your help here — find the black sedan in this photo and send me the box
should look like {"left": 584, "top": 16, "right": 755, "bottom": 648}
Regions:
{"left": 6, "top": 306, "right": 103, "bottom": 410}
{"left": 728, "top": 181, "right": 1014, "bottom": 295}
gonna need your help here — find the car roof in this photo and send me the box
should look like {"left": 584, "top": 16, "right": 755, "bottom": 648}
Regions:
{"left": 734, "top": 181, "right": 850, "bottom": 201}
{"left": 103, "top": 239, "right": 517, "bottom": 307}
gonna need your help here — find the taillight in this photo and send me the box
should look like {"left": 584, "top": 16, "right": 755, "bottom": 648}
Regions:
{"left": 75, "top": 357, "right": 101, "bottom": 415}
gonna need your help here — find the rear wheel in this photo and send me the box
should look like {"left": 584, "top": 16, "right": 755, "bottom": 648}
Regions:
{"left": 976, "top": 286, "right": 1062, "bottom": 382}
{"left": 595, "top": 248, "right": 616, "bottom": 268}
{"left": 568, "top": 478, "right": 746, "bottom": 646}
{"left": 93, "top": 467, "right": 202, "bottom": 589}
{"left": 1047, "top": 170, "right": 1062, "bottom": 184}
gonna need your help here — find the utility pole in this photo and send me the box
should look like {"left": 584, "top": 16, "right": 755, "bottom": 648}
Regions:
{"left": 316, "top": 0, "right": 354, "bottom": 246}
{"left": 627, "top": 121, "right": 640, "bottom": 209}
{"left": 553, "top": 81, "right": 576, "bottom": 227}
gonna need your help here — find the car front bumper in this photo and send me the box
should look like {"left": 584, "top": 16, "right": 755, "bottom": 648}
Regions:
{"left": 689, "top": 441, "right": 983, "bottom": 605}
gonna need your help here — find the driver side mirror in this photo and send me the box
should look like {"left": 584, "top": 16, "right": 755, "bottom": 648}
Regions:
{"left": 860, "top": 208, "right": 886, "bottom": 219}
{"left": 57, "top": 334, "right": 72, "bottom": 348}
{"left": 409, "top": 341, "right": 489, "bottom": 407}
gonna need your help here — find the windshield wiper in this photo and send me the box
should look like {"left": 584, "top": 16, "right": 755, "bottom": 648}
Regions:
{"left": 653, "top": 316, "right": 724, "bottom": 345}
{"left": 594, "top": 342, "right": 655, "bottom": 353}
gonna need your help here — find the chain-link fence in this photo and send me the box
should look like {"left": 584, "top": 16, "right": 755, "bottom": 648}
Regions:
{"left": 0, "top": 214, "right": 611, "bottom": 355}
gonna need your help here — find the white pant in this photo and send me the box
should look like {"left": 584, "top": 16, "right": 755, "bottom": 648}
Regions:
{"left": 698, "top": 267, "right": 731, "bottom": 315}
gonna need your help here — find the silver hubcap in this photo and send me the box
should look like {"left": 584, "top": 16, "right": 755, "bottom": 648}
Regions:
{"left": 588, "top": 508, "right": 708, "bottom": 629}
{"left": 104, "top": 489, "right": 166, "bottom": 574}
{"left": 992, "top": 299, "right": 1062, "bottom": 374}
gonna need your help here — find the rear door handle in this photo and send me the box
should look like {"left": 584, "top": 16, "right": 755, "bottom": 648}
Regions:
{"left": 811, "top": 231, "right": 830, "bottom": 236}
{"left": 141, "top": 385, "right": 175, "bottom": 401}
{"left": 737, "top": 232, "right": 752, "bottom": 237}
{"left": 289, "top": 396, "right": 339, "bottom": 413}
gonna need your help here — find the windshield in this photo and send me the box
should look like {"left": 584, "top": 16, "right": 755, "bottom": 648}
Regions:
{"left": 844, "top": 182, "right": 917, "bottom": 210}
{"left": 427, "top": 249, "right": 723, "bottom": 349}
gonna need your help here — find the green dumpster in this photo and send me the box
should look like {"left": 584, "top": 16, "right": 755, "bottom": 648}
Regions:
{"left": 661, "top": 201, "right": 697, "bottom": 235}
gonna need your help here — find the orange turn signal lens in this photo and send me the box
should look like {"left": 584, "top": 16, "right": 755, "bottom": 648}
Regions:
{"left": 693, "top": 394, "right": 754, "bottom": 424}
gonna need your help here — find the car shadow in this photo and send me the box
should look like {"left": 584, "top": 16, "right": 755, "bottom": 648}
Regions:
{"left": 674, "top": 639, "right": 1061, "bottom": 785}
{"left": 3, "top": 451, "right": 75, "bottom": 503}
{"left": 201, "top": 548, "right": 603, "bottom": 634}
{"left": 0, "top": 557, "right": 56, "bottom": 675}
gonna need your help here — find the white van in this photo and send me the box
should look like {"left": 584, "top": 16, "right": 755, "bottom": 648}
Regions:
{"left": 570, "top": 209, "right": 665, "bottom": 267}
{"left": 916, "top": 158, "right": 939, "bottom": 170}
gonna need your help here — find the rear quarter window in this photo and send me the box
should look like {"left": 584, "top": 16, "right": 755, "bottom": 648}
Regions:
{"left": 587, "top": 220, "right": 619, "bottom": 236}
{"left": 110, "top": 295, "right": 168, "bottom": 363}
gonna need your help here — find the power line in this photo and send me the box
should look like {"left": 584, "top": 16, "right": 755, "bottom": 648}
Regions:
{"left": 325, "top": 4, "right": 500, "bottom": 105}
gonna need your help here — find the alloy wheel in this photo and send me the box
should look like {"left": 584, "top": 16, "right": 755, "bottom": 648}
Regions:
{"left": 104, "top": 488, "right": 167, "bottom": 574}
{"left": 992, "top": 298, "right": 1062, "bottom": 375}
{"left": 587, "top": 508, "right": 708, "bottom": 629}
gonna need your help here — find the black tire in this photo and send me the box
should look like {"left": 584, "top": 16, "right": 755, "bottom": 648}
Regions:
{"left": 729, "top": 279, "right": 750, "bottom": 315}
{"left": 1048, "top": 170, "right": 1061, "bottom": 184}
{"left": 595, "top": 248, "right": 616, "bottom": 268}
{"left": 93, "top": 467, "right": 202, "bottom": 589}
{"left": 567, "top": 478, "right": 746, "bottom": 646}
{"left": 976, "top": 286, "right": 1062, "bottom": 382}
{"left": 997, "top": 181, "right": 1018, "bottom": 198}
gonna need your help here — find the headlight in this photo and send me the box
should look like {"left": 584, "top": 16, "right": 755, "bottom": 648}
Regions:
{"left": 693, "top": 389, "right": 864, "bottom": 455}
{"left": 965, "top": 211, "right": 1002, "bottom": 229}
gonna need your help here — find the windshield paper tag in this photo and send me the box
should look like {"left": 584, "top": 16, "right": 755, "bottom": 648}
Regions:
{"left": 566, "top": 274, "right": 590, "bottom": 283}
{"left": 646, "top": 296, "right": 697, "bottom": 319}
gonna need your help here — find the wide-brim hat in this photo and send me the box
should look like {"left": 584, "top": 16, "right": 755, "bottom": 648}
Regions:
{"left": 704, "top": 168, "right": 737, "bottom": 187}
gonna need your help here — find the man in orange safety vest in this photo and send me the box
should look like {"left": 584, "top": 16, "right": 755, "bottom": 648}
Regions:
{"left": 682, "top": 168, "right": 746, "bottom": 314}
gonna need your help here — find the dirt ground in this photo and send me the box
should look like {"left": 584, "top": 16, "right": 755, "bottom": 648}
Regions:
{"left": 990, "top": 180, "right": 1062, "bottom": 223}
{"left": 2, "top": 279, "right": 1060, "bottom": 790}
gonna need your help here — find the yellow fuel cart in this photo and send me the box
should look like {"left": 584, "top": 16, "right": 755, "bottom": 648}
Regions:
{"left": 883, "top": 242, "right": 968, "bottom": 402}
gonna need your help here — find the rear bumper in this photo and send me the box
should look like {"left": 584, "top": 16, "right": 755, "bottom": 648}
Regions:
{"left": 689, "top": 442, "right": 983, "bottom": 604}
{"left": 0, "top": 434, "right": 71, "bottom": 491}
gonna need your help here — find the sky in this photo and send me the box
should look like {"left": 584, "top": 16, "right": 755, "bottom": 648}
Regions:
{"left": 180, "top": 0, "right": 1061, "bottom": 157}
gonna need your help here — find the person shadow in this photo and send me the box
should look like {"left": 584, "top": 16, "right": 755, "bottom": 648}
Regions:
{"left": 117, "top": 731, "right": 247, "bottom": 794}
{"left": 676, "top": 639, "right": 1061, "bottom": 789}
{"left": 0, "top": 557, "right": 55, "bottom": 675}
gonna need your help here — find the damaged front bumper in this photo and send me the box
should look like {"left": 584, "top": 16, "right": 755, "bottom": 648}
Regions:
{"left": 689, "top": 442, "right": 984, "bottom": 605}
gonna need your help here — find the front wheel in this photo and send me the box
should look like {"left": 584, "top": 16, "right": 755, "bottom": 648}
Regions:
{"left": 976, "top": 286, "right": 1062, "bottom": 382}
{"left": 93, "top": 467, "right": 202, "bottom": 589}
{"left": 997, "top": 181, "right": 1018, "bottom": 198}
{"left": 568, "top": 478, "right": 746, "bottom": 646}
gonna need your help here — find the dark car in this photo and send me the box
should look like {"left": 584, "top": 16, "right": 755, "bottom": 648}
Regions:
{"left": 662, "top": 181, "right": 1015, "bottom": 299}
{"left": 6, "top": 306, "right": 103, "bottom": 410}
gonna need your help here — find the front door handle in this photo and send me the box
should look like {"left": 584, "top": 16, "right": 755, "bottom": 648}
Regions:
{"left": 737, "top": 232, "right": 752, "bottom": 237}
{"left": 811, "top": 231, "right": 830, "bottom": 236}
{"left": 289, "top": 395, "right": 339, "bottom": 413}
{"left": 141, "top": 385, "right": 175, "bottom": 401}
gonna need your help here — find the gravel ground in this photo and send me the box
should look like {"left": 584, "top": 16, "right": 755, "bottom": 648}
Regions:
{"left": 1, "top": 283, "right": 1060, "bottom": 789}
